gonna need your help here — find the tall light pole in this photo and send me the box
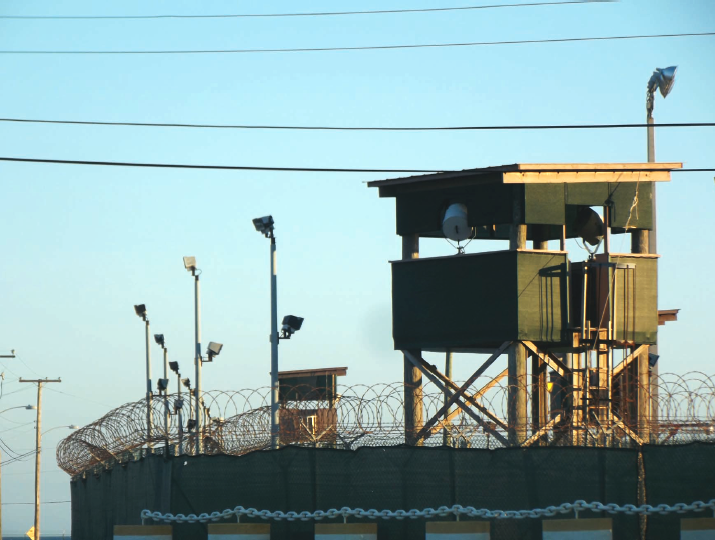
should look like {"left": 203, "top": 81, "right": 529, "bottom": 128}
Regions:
{"left": 253, "top": 215, "right": 280, "bottom": 449}
{"left": 183, "top": 256, "right": 203, "bottom": 454}
{"left": 0, "top": 405, "right": 35, "bottom": 539}
{"left": 646, "top": 65, "right": 677, "bottom": 397}
{"left": 154, "top": 334, "right": 170, "bottom": 450}
{"left": 169, "top": 361, "right": 184, "bottom": 454}
{"left": 19, "top": 378, "right": 61, "bottom": 540}
{"left": 134, "top": 304, "right": 153, "bottom": 445}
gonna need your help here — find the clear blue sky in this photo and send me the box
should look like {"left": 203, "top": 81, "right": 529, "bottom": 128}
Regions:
{"left": 0, "top": 0, "right": 713, "bottom": 533}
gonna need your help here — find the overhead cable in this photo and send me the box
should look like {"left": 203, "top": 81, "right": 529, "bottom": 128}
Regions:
{"left": 0, "top": 157, "right": 712, "bottom": 173}
{"left": 0, "top": 1, "right": 615, "bottom": 20}
{"left": 1, "top": 118, "right": 713, "bottom": 131}
{"left": 1, "top": 32, "right": 712, "bottom": 55}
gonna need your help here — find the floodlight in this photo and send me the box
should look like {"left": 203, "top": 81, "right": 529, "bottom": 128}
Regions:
{"left": 154, "top": 334, "right": 165, "bottom": 347}
{"left": 574, "top": 207, "right": 603, "bottom": 247}
{"left": 169, "top": 361, "right": 179, "bottom": 374}
{"left": 187, "top": 419, "right": 197, "bottom": 430}
{"left": 183, "top": 256, "right": 197, "bottom": 272}
{"left": 181, "top": 378, "right": 191, "bottom": 389}
{"left": 649, "top": 66, "right": 677, "bottom": 98}
{"left": 442, "top": 203, "right": 471, "bottom": 242}
{"left": 157, "top": 378, "right": 169, "bottom": 391}
{"left": 281, "top": 315, "right": 304, "bottom": 336}
{"left": 648, "top": 353, "right": 660, "bottom": 368}
{"left": 206, "top": 342, "right": 223, "bottom": 361}
{"left": 252, "top": 215, "right": 275, "bottom": 237}
{"left": 134, "top": 304, "right": 147, "bottom": 319}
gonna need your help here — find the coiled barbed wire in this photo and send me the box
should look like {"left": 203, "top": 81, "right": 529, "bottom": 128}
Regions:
{"left": 56, "top": 373, "right": 715, "bottom": 476}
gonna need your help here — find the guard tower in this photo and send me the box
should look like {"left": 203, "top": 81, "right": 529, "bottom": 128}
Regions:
{"left": 278, "top": 367, "right": 347, "bottom": 445}
{"left": 368, "top": 163, "right": 681, "bottom": 447}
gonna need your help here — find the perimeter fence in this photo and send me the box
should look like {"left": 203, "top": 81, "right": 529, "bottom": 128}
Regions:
{"left": 57, "top": 372, "right": 715, "bottom": 477}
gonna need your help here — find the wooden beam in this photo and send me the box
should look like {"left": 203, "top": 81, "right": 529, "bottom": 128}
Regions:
{"left": 503, "top": 171, "right": 672, "bottom": 184}
{"left": 612, "top": 344, "right": 648, "bottom": 378}
{"left": 405, "top": 352, "right": 508, "bottom": 431}
{"left": 613, "top": 416, "right": 645, "bottom": 446}
{"left": 521, "top": 341, "right": 572, "bottom": 377}
{"left": 412, "top": 342, "right": 512, "bottom": 444}
{"left": 658, "top": 309, "right": 680, "bottom": 326}
{"left": 521, "top": 414, "right": 562, "bottom": 447}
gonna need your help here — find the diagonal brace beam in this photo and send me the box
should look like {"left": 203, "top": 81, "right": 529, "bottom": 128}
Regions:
{"left": 412, "top": 341, "right": 512, "bottom": 444}
{"left": 428, "top": 368, "right": 509, "bottom": 435}
{"left": 522, "top": 341, "right": 572, "bottom": 377}
{"left": 521, "top": 414, "right": 562, "bottom": 447}
{"left": 405, "top": 352, "right": 508, "bottom": 431}
{"left": 404, "top": 351, "right": 506, "bottom": 445}
{"left": 612, "top": 413, "right": 645, "bottom": 446}
{"left": 612, "top": 344, "right": 648, "bottom": 378}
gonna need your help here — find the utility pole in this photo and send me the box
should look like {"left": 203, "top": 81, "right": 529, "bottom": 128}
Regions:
{"left": 20, "top": 378, "right": 61, "bottom": 540}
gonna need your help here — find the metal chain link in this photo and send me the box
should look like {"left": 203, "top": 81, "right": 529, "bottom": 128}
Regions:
{"left": 141, "top": 499, "right": 715, "bottom": 524}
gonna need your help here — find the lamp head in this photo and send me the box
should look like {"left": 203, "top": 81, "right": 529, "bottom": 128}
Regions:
{"left": 134, "top": 304, "right": 147, "bottom": 320}
{"left": 281, "top": 315, "right": 304, "bottom": 336}
{"left": 181, "top": 377, "right": 191, "bottom": 389}
{"left": 206, "top": 342, "right": 223, "bottom": 361}
{"left": 574, "top": 206, "right": 604, "bottom": 247}
{"left": 154, "top": 334, "right": 165, "bottom": 347}
{"left": 183, "top": 256, "right": 197, "bottom": 273}
{"left": 252, "top": 215, "right": 275, "bottom": 238}
{"left": 169, "top": 361, "right": 180, "bottom": 374}
{"left": 186, "top": 418, "right": 197, "bottom": 431}
{"left": 655, "top": 66, "right": 677, "bottom": 98}
{"left": 26, "top": 405, "right": 37, "bottom": 410}
{"left": 69, "top": 425, "right": 79, "bottom": 430}
{"left": 157, "top": 378, "right": 169, "bottom": 392}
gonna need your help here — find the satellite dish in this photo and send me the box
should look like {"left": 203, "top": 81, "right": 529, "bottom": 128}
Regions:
{"left": 575, "top": 206, "right": 604, "bottom": 247}
{"left": 442, "top": 203, "right": 471, "bottom": 241}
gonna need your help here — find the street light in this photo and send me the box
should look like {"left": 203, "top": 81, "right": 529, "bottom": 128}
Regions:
{"left": 134, "top": 304, "right": 153, "bottom": 445}
{"left": 253, "top": 214, "right": 281, "bottom": 449}
{"left": 168, "top": 362, "right": 184, "bottom": 453}
{"left": 183, "top": 256, "right": 204, "bottom": 454}
{"left": 154, "top": 333, "right": 170, "bottom": 447}
{"left": 0, "top": 405, "right": 36, "bottom": 414}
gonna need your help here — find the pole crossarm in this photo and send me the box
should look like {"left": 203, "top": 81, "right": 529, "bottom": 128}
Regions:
{"left": 612, "top": 344, "right": 648, "bottom": 378}
{"left": 404, "top": 351, "right": 508, "bottom": 432}
{"left": 412, "top": 341, "right": 512, "bottom": 444}
{"left": 521, "top": 414, "right": 562, "bottom": 447}
{"left": 521, "top": 341, "right": 572, "bottom": 377}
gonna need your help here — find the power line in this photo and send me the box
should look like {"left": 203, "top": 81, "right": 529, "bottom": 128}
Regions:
{"left": 0, "top": 1, "right": 615, "bottom": 20}
{"left": 0, "top": 156, "right": 712, "bottom": 173}
{"left": 1, "top": 118, "right": 713, "bottom": 131}
{"left": 0, "top": 158, "right": 445, "bottom": 173}
{"left": 1, "top": 31, "right": 712, "bottom": 55}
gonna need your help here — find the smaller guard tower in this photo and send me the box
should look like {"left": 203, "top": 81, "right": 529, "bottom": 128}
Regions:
{"left": 368, "top": 163, "right": 681, "bottom": 447}
{"left": 278, "top": 367, "right": 347, "bottom": 445}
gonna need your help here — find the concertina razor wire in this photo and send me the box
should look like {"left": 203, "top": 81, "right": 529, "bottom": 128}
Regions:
{"left": 140, "top": 499, "right": 715, "bottom": 524}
